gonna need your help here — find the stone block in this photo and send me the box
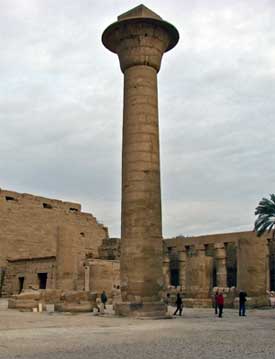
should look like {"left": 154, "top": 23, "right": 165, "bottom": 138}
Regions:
{"left": 61, "top": 291, "right": 89, "bottom": 303}
{"left": 46, "top": 304, "right": 55, "bottom": 313}
{"left": 114, "top": 302, "right": 167, "bottom": 318}
{"left": 40, "top": 289, "right": 62, "bottom": 303}
{"left": 55, "top": 301, "right": 93, "bottom": 312}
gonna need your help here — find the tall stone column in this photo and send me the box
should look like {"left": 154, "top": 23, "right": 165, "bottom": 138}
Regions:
{"left": 178, "top": 248, "right": 187, "bottom": 291}
{"left": 102, "top": 5, "right": 179, "bottom": 317}
{"left": 214, "top": 243, "right": 227, "bottom": 288}
{"left": 196, "top": 244, "right": 212, "bottom": 299}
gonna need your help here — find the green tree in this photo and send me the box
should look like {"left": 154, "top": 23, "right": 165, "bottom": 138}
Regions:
{"left": 254, "top": 194, "right": 275, "bottom": 239}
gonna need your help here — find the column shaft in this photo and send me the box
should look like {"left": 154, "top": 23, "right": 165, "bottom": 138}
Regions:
{"left": 121, "top": 65, "right": 163, "bottom": 302}
{"left": 163, "top": 255, "right": 170, "bottom": 289}
{"left": 178, "top": 250, "right": 187, "bottom": 290}
{"left": 215, "top": 243, "right": 227, "bottom": 288}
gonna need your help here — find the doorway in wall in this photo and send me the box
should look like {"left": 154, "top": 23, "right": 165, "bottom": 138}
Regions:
{"left": 226, "top": 243, "right": 237, "bottom": 287}
{"left": 18, "top": 277, "right": 24, "bottom": 294}
{"left": 169, "top": 248, "right": 179, "bottom": 287}
{"left": 37, "top": 273, "right": 48, "bottom": 289}
{"left": 170, "top": 269, "right": 179, "bottom": 287}
{"left": 212, "top": 262, "right": 217, "bottom": 287}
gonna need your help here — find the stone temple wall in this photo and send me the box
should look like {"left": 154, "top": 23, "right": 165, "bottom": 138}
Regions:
{"left": 0, "top": 188, "right": 109, "bottom": 296}
{"left": 164, "top": 231, "right": 272, "bottom": 307}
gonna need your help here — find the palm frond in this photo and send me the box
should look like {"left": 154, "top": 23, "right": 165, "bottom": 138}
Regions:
{"left": 254, "top": 194, "right": 275, "bottom": 238}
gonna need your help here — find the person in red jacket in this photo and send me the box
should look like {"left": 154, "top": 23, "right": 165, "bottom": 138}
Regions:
{"left": 217, "top": 292, "right": 224, "bottom": 318}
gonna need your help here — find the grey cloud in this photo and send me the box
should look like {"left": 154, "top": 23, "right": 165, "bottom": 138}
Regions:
{"left": 0, "top": 0, "right": 274, "bottom": 237}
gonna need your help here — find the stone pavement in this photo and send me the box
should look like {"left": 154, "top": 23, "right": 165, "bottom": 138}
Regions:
{"left": 0, "top": 299, "right": 7, "bottom": 311}
{"left": 0, "top": 300, "right": 274, "bottom": 359}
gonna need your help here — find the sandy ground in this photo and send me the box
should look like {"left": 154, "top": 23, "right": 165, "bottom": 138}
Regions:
{"left": 0, "top": 299, "right": 275, "bottom": 359}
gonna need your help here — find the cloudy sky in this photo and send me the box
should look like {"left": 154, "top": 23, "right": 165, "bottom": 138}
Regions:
{"left": 1, "top": 0, "right": 274, "bottom": 238}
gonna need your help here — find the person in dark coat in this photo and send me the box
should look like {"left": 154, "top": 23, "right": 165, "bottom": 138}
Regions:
{"left": 239, "top": 290, "right": 247, "bottom": 316}
{"left": 101, "top": 290, "right": 108, "bottom": 309}
{"left": 173, "top": 293, "right": 183, "bottom": 316}
{"left": 214, "top": 290, "right": 219, "bottom": 315}
{"left": 217, "top": 292, "right": 224, "bottom": 318}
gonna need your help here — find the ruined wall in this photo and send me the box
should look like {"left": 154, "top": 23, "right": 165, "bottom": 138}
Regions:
{"left": 0, "top": 189, "right": 109, "bottom": 295}
{"left": 0, "top": 189, "right": 108, "bottom": 262}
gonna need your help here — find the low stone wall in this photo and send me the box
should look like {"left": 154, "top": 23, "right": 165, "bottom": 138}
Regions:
{"left": 8, "top": 289, "right": 98, "bottom": 312}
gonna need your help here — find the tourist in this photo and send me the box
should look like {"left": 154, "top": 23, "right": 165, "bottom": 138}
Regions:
{"left": 173, "top": 293, "right": 183, "bottom": 316}
{"left": 95, "top": 296, "right": 101, "bottom": 313}
{"left": 217, "top": 292, "right": 224, "bottom": 318}
{"left": 214, "top": 290, "right": 219, "bottom": 315}
{"left": 165, "top": 293, "right": 170, "bottom": 305}
{"left": 239, "top": 290, "right": 247, "bottom": 316}
{"left": 270, "top": 292, "right": 275, "bottom": 308}
{"left": 101, "top": 290, "right": 108, "bottom": 310}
